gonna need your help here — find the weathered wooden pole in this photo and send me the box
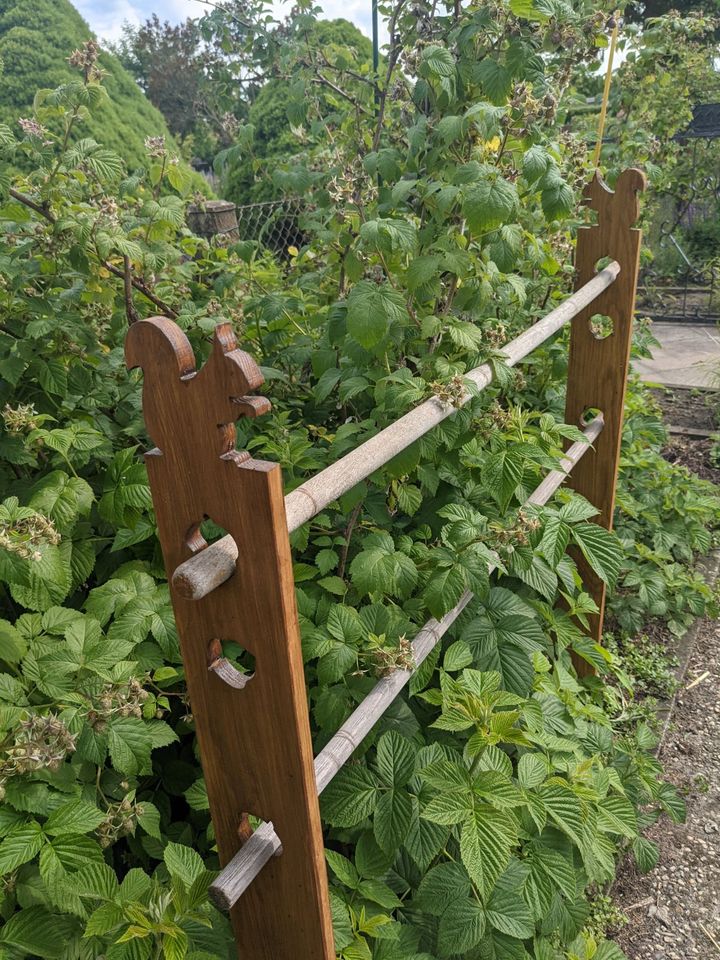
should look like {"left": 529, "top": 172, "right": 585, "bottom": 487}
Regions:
{"left": 125, "top": 319, "right": 335, "bottom": 960}
{"left": 565, "top": 168, "right": 646, "bottom": 664}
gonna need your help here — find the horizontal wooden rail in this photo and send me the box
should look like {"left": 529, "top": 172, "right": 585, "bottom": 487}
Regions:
{"left": 208, "top": 412, "right": 605, "bottom": 913}
{"left": 174, "top": 264, "right": 619, "bottom": 602}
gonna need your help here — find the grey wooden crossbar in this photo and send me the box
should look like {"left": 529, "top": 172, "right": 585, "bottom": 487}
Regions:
{"left": 208, "top": 412, "right": 605, "bottom": 912}
{"left": 172, "top": 262, "right": 620, "bottom": 603}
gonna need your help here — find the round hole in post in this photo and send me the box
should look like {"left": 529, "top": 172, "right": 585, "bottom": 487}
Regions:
{"left": 594, "top": 255, "right": 613, "bottom": 273}
{"left": 588, "top": 313, "right": 614, "bottom": 340}
{"left": 207, "top": 638, "right": 255, "bottom": 689}
{"left": 580, "top": 407, "right": 603, "bottom": 428}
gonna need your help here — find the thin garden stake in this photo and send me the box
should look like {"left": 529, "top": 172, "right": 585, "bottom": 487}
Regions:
{"left": 593, "top": 11, "right": 620, "bottom": 167}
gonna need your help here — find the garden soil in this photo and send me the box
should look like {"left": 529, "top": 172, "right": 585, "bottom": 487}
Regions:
{"left": 611, "top": 388, "right": 720, "bottom": 958}
{"left": 611, "top": 615, "right": 720, "bottom": 960}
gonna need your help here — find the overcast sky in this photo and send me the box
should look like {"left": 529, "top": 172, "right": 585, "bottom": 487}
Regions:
{"left": 75, "top": 0, "right": 375, "bottom": 42}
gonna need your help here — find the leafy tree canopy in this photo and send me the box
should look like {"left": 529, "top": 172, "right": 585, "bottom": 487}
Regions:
{"left": 0, "top": 0, "right": 197, "bottom": 173}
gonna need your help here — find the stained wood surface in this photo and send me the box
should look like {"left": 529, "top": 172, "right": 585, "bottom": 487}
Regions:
{"left": 209, "top": 415, "right": 605, "bottom": 912}
{"left": 172, "top": 265, "right": 620, "bottom": 603}
{"left": 565, "top": 168, "right": 646, "bottom": 667}
{"left": 125, "top": 319, "right": 335, "bottom": 960}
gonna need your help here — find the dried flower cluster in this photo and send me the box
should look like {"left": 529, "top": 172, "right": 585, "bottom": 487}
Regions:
{"left": 490, "top": 508, "right": 542, "bottom": 556}
{"left": 2, "top": 402, "right": 40, "bottom": 434}
{"left": 0, "top": 714, "right": 77, "bottom": 799}
{"left": 96, "top": 796, "right": 144, "bottom": 848}
{"left": 18, "top": 118, "right": 50, "bottom": 143}
{"left": 86, "top": 678, "right": 151, "bottom": 733}
{"left": 368, "top": 635, "right": 415, "bottom": 678}
{"left": 431, "top": 374, "right": 467, "bottom": 408}
{"left": 144, "top": 136, "right": 167, "bottom": 159}
{"left": 0, "top": 512, "right": 61, "bottom": 561}
{"left": 67, "top": 40, "right": 102, "bottom": 83}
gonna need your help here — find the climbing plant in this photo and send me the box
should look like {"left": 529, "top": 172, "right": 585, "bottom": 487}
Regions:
{"left": 0, "top": 5, "right": 717, "bottom": 960}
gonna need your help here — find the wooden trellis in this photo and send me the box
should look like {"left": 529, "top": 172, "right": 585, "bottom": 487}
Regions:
{"left": 125, "top": 168, "right": 645, "bottom": 960}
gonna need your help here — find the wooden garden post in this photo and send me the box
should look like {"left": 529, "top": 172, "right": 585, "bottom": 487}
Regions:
{"left": 125, "top": 318, "right": 335, "bottom": 960}
{"left": 565, "top": 168, "right": 646, "bottom": 660}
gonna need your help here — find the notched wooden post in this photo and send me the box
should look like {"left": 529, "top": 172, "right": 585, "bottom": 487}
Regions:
{"left": 565, "top": 168, "right": 646, "bottom": 668}
{"left": 125, "top": 318, "right": 335, "bottom": 960}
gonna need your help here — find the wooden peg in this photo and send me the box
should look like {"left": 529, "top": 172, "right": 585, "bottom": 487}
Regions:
{"left": 565, "top": 168, "right": 646, "bottom": 669}
{"left": 125, "top": 318, "right": 335, "bottom": 960}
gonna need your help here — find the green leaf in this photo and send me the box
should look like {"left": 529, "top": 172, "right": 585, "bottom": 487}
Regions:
{"left": 529, "top": 844, "right": 576, "bottom": 901}
{"left": 136, "top": 801, "right": 162, "bottom": 840}
{"left": 477, "top": 60, "right": 512, "bottom": 105}
{"left": 325, "top": 849, "right": 359, "bottom": 888}
{"left": 460, "top": 805, "right": 517, "bottom": 896}
{"left": 631, "top": 836, "right": 659, "bottom": 873}
{"left": 596, "top": 942, "right": 630, "bottom": 960}
{"left": 415, "top": 861, "right": 472, "bottom": 916}
{"left": 597, "top": 794, "right": 638, "bottom": 839}
{"left": 346, "top": 281, "right": 407, "bottom": 348}
{"left": 108, "top": 716, "right": 153, "bottom": 776}
{"left": 540, "top": 515, "right": 571, "bottom": 567}
{"left": 359, "top": 218, "right": 418, "bottom": 254}
{"left": 464, "top": 177, "right": 519, "bottom": 233}
{"left": 374, "top": 788, "right": 414, "bottom": 854}
{"left": 518, "top": 754, "right": 548, "bottom": 789}
{"left": 44, "top": 799, "right": 105, "bottom": 837}
{"left": 541, "top": 785, "right": 585, "bottom": 847}
{"left": 541, "top": 176, "right": 575, "bottom": 221}
{"left": 321, "top": 767, "right": 379, "bottom": 827}
{"left": 510, "top": 0, "right": 553, "bottom": 18}
{"left": 422, "top": 790, "right": 473, "bottom": 825}
{"left": 0, "top": 618, "right": 25, "bottom": 662}
{"left": 164, "top": 841, "right": 206, "bottom": 885}
{"left": 422, "top": 44, "right": 456, "bottom": 77}
{"left": 522, "top": 145, "right": 551, "bottom": 182}
{"left": 571, "top": 523, "right": 623, "bottom": 587}
{"left": 30, "top": 472, "right": 94, "bottom": 529}
{"left": 424, "top": 563, "right": 467, "bottom": 619}
{"left": 486, "top": 883, "right": 535, "bottom": 939}
{"left": 0, "top": 906, "right": 78, "bottom": 957}
{"left": 375, "top": 731, "right": 416, "bottom": 788}
{"left": 0, "top": 821, "right": 45, "bottom": 873}
{"left": 438, "top": 896, "right": 487, "bottom": 956}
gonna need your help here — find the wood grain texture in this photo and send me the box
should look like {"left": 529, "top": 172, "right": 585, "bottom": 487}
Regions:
{"left": 171, "top": 265, "right": 620, "bottom": 604}
{"left": 565, "top": 168, "right": 646, "bottom": 668}
{"left": 209, "top": 414, "right": 605, "bottom": 912}
{"left": 125, "top": 318, "right": 335, "bottom": 960}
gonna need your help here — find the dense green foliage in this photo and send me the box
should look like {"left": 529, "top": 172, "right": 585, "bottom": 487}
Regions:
{"left": 0, "top": 0, "right": 193, "bottom": 173}
{"left": 0, "top": 4, "right": 718, "bottom": 959}
{"left": 592, "top": 11, "right": 720, "bottom": 277}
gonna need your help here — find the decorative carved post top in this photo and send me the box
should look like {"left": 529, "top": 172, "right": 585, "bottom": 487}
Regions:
{"left": 583, "top": 168, "right": 647, "bottom": 233}
{"left": 124, "top": 317, "right": 271, "bottom": 464}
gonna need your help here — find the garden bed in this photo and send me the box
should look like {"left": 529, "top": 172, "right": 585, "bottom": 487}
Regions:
{"left": 611, "top": 611, "right": 720, "bottom": 960}
{"left": 651, "top": 386, "right": 719, "bottom": 484}
{"left": 608, "top": 387, "right": 720, "bottom": 958}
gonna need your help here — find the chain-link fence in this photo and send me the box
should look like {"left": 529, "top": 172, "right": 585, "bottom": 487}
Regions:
{"left": 235, "top": 198, "right": 306, "bottom": 258}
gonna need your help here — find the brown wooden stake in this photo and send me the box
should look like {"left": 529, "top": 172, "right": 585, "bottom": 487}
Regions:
{"left": 125, "top": 318, "right": 335, "bottom": 960}
{"left": 565, "top": 168, "right": 646, "bottom": 669}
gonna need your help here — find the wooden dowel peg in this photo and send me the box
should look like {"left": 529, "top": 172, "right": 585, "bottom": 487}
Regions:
{"left": 208, "top": 821, "right": 283, "bottom": 913}
{"left": 173, "top": 535, "right": 238, "bottom": 599}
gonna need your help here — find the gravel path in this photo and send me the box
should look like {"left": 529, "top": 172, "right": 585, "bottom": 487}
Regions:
{"left": 612, "top": 615, "right": 720, "bottom": 959}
